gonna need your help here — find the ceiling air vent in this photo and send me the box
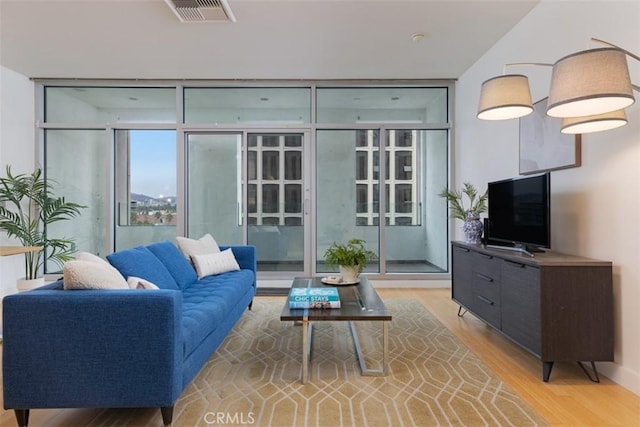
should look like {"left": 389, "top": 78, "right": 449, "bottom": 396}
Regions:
{"left": 164, "top": 0, "right": 236, "bottom": 23}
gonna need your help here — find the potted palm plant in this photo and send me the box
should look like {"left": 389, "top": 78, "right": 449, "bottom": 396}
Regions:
{"left": 323, "top": 238, "right": 377, "bottom": 283}
{"left": 0, "top": 166, "right": 85, "bottom": 289}
{"left": 439, "top": 182, "right": 488, "bottom": 244}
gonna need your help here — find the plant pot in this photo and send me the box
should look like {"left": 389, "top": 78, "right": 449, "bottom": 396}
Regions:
{"left": 17, "top": 277, "right": 45, "bottom": 292}
{"left": 339, "top": 265, "right": 360, "bottom": 284}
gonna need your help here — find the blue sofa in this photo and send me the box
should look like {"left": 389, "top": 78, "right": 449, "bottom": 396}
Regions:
{"left": 2, "top": 241, "right": 256, "bottom": 427}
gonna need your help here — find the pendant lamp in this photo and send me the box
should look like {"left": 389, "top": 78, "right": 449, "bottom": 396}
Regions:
{"left": 547, "top": 47, "right": 635, "bottom": 118}
{"left": 477, "top": 74, "right": 533, "bottom": 120}
{"left": 561, "top": 109, "right": 628, "bottom": 134}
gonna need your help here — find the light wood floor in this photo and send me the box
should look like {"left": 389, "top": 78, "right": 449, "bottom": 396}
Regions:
{"left": 379, "top": 288, "right": 640, "bottom": 427}
{"left": 1, "top": 288, "right": 638, "bottom": 426}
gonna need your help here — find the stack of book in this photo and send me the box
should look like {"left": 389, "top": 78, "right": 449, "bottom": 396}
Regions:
{"left": 288, "top": 286, "right": 341, "bottom": 309}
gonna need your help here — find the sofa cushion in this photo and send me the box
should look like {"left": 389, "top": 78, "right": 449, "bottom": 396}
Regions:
{"left": 176, "top": 233, "right": 220, "bottom": 261}
{"left": 191, "top": 249, "right": 240, "bottom": 279}
{"left": 107, "top": 246, "right": 179, "bottom": 290}
{"left": 180, "top": 269, "right": 255, "bottom": 357}
{"left": 147, "top": 240, "right": 197, "bottom": 288}
{"left": 63, "top": 260, "right": 128, "bottom": 290}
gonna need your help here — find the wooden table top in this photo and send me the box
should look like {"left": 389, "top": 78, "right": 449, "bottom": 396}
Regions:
{"left": 280, "top": 276, "right": 392, "bottom": 321}
{"left": 0, "top": 246, "right": 43, "bottom": 256}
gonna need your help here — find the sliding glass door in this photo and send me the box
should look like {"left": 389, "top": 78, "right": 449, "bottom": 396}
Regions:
{"left": 186, "top": 132, "right": 244, "bottom": 244}
{"left": 186, "top": 132, "right": 309, "bottom": 273}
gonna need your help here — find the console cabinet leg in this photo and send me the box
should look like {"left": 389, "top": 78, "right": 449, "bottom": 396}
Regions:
{"left": 543, "top": 361, "right": 554, "bottom": 382}
{"left": 577, "top": 361, "right": 601, "bottom": 383}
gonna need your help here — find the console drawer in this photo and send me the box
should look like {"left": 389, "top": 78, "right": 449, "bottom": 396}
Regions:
{"left": 472, "top": 291, "right": 501, "bottom": 328}
{"left": 472, "top": 251, "right": 501, "bottom": 278}
{"left": 471, "top": 270, "right": 500, "bottom": 303}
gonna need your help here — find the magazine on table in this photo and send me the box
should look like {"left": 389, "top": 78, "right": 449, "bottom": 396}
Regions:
{"left": 288, "top": 286, "right": 340, "bottom": 309}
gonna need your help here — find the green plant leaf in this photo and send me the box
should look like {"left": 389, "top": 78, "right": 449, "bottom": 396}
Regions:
{"left": 0, "top": 165, "right": 86, "bottom": 279}
{"left": 439, "top": 182, "right": 488, "bottom": 221}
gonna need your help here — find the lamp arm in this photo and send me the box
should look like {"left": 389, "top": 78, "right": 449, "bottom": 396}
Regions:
{"left": 591, "top": 37, "right": 640, "bottom": 62}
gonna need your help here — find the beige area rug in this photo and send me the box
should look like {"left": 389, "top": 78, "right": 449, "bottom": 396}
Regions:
{"left": 174, "top": 298, "right": 546, "bottom": 427}
{"left": 7, "top": 299, "right": 546, "bottom": 426}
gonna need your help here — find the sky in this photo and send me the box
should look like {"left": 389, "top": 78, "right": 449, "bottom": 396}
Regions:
{"left": 130, "top": 130, "right": 177, "bottom": 198}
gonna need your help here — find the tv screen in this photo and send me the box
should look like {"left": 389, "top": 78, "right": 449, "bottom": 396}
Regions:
{"left": 487, "top": 173, "right": 550, "bottom": 250}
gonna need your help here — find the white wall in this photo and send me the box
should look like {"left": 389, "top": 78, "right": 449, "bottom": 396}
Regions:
{"left": 0, "top": 66, "right": 36, "bottom": 325}
{"left": 456, "top": 1, "right": 640, "bottom": 394}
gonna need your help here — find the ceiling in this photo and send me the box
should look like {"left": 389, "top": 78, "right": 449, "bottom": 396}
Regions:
{"left": 0, "top": 0, "right": 539, "bottom": 81}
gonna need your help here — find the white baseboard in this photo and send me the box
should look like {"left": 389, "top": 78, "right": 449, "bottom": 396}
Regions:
{"left": 257, "top": 279, "right": 451, "bottom": 289}
{"left": 599, "top": 362, "right": 640, "bottom": 396}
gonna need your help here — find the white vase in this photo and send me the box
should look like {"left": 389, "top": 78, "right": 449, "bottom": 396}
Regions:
{"left": 16, "top": 277, "right": 45, "bottom": 291}
{"left": 339, "top": 265, "right": 361, "bottom": 284}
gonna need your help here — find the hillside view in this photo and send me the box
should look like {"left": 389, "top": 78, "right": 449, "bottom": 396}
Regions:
{"left": 130, "top": 193, "right": 176, "bottom": 226}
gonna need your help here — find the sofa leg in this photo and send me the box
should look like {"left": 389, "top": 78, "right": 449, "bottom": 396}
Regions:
{"left": 248, "top": 299, "right": 253, "bottom": 310}
{"left": 161, "top": 406, "right": 174, "bottom": 426}
{"left": 14, "top": 409, "right": 29, "bottom": 427}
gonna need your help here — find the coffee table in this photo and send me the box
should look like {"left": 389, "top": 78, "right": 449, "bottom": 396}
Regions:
{"left": 280, "top": 276, "right": 392, "bottom": 384}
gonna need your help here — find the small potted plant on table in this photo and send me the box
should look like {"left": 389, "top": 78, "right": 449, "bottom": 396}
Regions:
{"left": 323, "top": 238, "right": 377, "bottom": 284}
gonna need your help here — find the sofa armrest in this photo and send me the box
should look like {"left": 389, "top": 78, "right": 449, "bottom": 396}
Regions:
{"left": 220, "top": 245, "right": 257, "bottom": 277}
{"left": 2, "top": 288, "right": 183, "bottom": 409}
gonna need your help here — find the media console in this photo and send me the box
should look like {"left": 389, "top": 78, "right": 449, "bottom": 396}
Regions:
{"left": 451, "top": 241, "right": 613, "bottom": 382}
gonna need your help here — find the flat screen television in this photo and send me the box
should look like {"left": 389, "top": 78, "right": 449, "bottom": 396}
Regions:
{"left": 487, "top": 173, "right": 550, "bottom": 256}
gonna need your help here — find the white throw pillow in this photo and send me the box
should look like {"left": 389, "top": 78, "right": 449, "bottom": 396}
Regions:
{"left": 191, "top": 248, "right": 240, "bottom": 279}
{"left": 75, "top": 251, "right": 124, "bottom": 276}
{"left": 63, "top": 260, "right": 128, "bottom": 290}
{"left": 75, "top": 251, "right": 109, "bottom": 265}
{"left": 127, "top": 276, "right": 160, "bottom": 290}
{"left": 176, "top": 233, "right": 220, "bottom": 262}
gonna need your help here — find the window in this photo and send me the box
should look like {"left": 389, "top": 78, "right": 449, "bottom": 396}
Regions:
{"left": 40, "top": 82, "right": 451, "bottom": 275}
{"left": 44, "top": 129, "right": 109, "bottom": 268}
{"left": 355, "top": 130, "right": 420, "bottom": 226}
{"left": 45, "top": 87, "right": 176, "bottom": 124}
{"left": 184, "top": 87, "right": 311, "bottom": 124}
{"left": 247, "top": 134, "right": 303, "bottom": 226}
{"left": 316, "top": 87, "right": 448, "bottom": 123}
{"left": 114, "top": 129, "right": 177, "bottom": 250}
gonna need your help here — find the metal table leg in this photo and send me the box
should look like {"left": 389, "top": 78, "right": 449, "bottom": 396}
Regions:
{"left": 301, "top": 315, "right": 313, "bottom": 384}
{"left": 349, "top": 320, "right": 389, "bottom": 376}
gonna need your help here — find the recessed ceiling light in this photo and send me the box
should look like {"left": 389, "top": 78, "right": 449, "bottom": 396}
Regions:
{"left": 411, "top": 32, "right": 425, "bottom": 42}
{"left": 391, "top": 97, "right": 400, "bottom": 101}
{"left": 260, "top": 97, "right": 269, "bottom": 101}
